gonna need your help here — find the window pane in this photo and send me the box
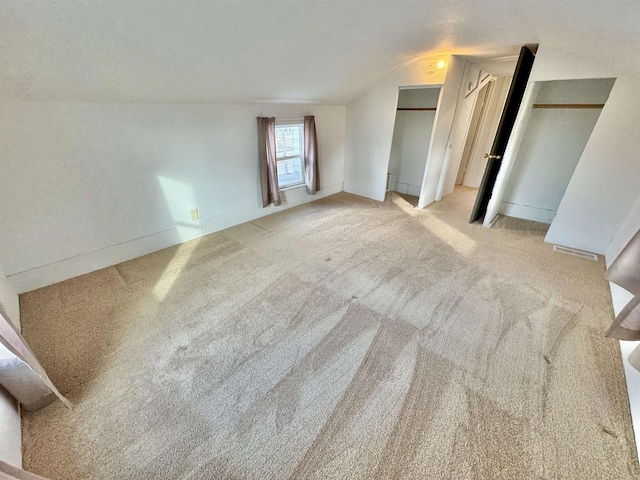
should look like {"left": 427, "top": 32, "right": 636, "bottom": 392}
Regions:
{"left": 276, "top": 124, "right": 303, "bottom": 158}
{"left": 277, "top": 156, "right": 304, "bottom": 188}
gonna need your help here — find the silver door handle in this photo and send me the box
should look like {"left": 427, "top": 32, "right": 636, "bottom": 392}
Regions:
{"left": 484, "top": 153, "right": 502, "bottom": 159}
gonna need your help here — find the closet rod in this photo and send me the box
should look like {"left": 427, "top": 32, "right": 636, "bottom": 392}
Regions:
{"left": 396, "top": 107, "right": 437, "bottom": 111}
{"left": 532, "top": 103, "right": 604, "bottom": 109}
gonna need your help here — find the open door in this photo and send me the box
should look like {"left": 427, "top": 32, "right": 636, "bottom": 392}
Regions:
{"left": 469, "top": 45, "right": 537, "bottom": 223}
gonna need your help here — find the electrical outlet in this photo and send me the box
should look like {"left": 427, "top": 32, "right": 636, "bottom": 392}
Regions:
{"left": 190, "top": 209, "right": 199, "bottom": 221}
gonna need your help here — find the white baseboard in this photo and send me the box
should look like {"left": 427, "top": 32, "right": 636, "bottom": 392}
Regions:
{"left": 499, "top": 202, "right": 556, "bottom": 224}
{"left": 389, "top": 181, "right": 422, "bottom": 196}
{"left": 407, "top": 184, "right": 422, "bottom": 196}
{"left": 8, "top": 182, "right": 343, "bottom": 293}
{"left": 389, "top": 181, "right": 408, "bottom": 194}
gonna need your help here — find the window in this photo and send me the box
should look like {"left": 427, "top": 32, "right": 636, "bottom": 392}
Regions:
{"left": 275, "top": 123, "right": 304, "bottom": 189}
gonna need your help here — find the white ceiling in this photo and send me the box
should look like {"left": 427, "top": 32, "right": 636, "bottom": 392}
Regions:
{"left": 1, "top": 1, "right": 638, "bottom": 104}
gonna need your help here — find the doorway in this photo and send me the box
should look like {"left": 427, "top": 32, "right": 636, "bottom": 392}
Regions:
{"left": 437, "top": 53, "right": 524, "bottom": 219}
{"left": 469, "top": 46, "right": 537, "bottom": 223}
{"left": 456, "top": 81, "right": 493, "bottom": 187}
{"left": 387, "top": 86, "right": 441, "bottom": 206}
{"left": 445, "top": 75, "right": 513, "bottom": 214}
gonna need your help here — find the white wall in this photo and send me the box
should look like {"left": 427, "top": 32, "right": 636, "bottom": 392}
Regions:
{"left": 485, "top": 45, "right": 640, "bottom": 254}
{"left": 545, "top": 73, "right": 640, "bottom": 253}
{"left": 0, "top": 265, "right": 19, "bottom": 328}
{"left": 482, "top": 45, "right": 640, "bottom": 456}
{"left": 342, "top": 54, "right": 452, "bottom": 203}
{"left": 388, "top": 88, "right": 439, "bottom": 196}
{"left": 499, "top": 79, "right": 614, "bottom": 224}
{"left": 0, "top": 103, "right": 345, "bottom": 292}
{"left": 0, "top": 263, "right": 21, "bottom": 468}
{"left": 388, "top": 112, "right": 436, "bottom": 196}
{"left": 485, "top": 45, "right": 640, "bottom": 255}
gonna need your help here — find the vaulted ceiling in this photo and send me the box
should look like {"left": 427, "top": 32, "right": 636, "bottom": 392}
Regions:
{"left": 1, "top": 1, "right": 637, "bottom": 104}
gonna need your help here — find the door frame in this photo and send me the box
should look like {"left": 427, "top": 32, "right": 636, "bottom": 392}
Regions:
{"left": 413, "top": 85, "right": 446, "bottom": 209}
{"left": 457, "top": 78, "right": 496, "bottom": 186}
{"left": 386, "top": 84, "right": 443, "bottom": 200}
{"left": 469, "top": 45, "right": 537, "bottom": 223}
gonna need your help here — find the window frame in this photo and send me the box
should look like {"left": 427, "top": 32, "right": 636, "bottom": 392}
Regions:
{"left": 275, "top": 121, "right": 305, "bottom": 191}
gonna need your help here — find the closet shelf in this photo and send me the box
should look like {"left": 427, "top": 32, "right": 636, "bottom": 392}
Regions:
{"left": 532, "top": 103, "right": 604, "bottom": 109}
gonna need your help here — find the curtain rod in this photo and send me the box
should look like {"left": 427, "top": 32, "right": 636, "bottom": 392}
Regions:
{"left": 397, "top": 107, "right": 437, "bottom": 111}
{"left": 532, "top": 104, "right": 605, "bottom": 109}
{"left": 275, "top": 117, "right": 305, "bottom": 124}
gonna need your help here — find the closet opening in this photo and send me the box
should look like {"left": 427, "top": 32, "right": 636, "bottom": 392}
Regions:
{"left": 437, "top": 54, "right": 523, "bottom": 220}
{"left": 386, "top": 86, "right": 442, "bottom": 207}
{"left": 492, "top": 77, "right": 616, "bottom": 232}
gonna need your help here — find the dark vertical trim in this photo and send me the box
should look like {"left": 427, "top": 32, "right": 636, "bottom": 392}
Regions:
{"left": 469, "top": 45, "right": 537, "bottom": 223}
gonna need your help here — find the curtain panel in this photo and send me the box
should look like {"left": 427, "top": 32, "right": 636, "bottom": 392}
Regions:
{"left": 605, "top": 229, "right": 640, "bottom": 340}
{"left": 604, "top": 228, "right": 640, "bottom": 370}
{"left": 303, "top": 116, "right": 320, "bottom": 195}
{"left": 0, "top": 309, "right": 69, "bottom": 411}
{"left": 257, "top": 117, "right": 281, "bottom": 208}
{"left": 0, "top": 461, "right": 49, "bottom": 480}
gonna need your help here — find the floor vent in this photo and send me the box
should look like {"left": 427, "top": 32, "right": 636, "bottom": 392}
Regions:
{"left": 553, "top": 245, "right": 598, "bottom": 261}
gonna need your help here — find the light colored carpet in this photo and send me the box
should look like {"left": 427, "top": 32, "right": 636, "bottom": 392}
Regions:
{"left": 20, "top": 189, "right": 639, "bottom": 479}
{"left": 492, "top": 214, "right": 551, "bottom": 237}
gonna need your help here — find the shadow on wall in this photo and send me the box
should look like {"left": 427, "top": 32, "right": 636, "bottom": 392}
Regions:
{"left": 155, "top": 175, "right": 208, "bottom": 300}
{"left": 18, "top": 170, "right": 220, "bottom": 472}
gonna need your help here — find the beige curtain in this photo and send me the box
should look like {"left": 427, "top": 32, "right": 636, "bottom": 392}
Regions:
{"left": 605, "top": 229, "right": 640, "bottom": 341}
{"left": 257, "top": 117, "right": 281, "bottom": 207}
{"left": 604, "top": 228, "right": 640, "bottom": 371}
{"left": 0, "top": 461, "right": 49, "bottom": 480}
{"left": 605, "top": 229, "right": 640, "bottom": 295}
{"left": 303, "top": 115, "right": 320, "bottom": 194}
{"left": 0, "top": 309, "right": 69, "bottom": 411}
